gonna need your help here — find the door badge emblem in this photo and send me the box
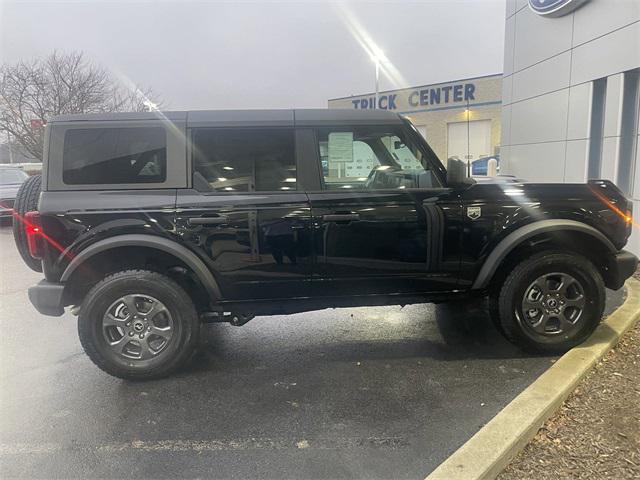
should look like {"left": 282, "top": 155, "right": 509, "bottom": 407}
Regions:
{"left": 467, "top": 206, "right": 482, "bottom": 220}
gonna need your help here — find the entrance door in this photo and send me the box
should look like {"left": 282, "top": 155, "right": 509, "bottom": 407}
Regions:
{"left": 308, "top": 124, "right": 462, "bottom": 297}
{"left": 447, "top": 119, "right": 492, "bottom": 162}
{"left": 176, "top": 127, "right": 313, "bottom": 301}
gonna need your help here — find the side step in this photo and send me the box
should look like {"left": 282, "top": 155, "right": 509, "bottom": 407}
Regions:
{"left": 200, "top": 311, "right": 255, "bottom": 326}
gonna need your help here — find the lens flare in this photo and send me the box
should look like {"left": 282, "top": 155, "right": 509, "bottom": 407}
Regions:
{"left": 332, "top": 2, "right": 409, "bottom": 91}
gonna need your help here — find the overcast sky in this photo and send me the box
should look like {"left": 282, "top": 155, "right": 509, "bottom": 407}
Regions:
{"left": 1, "top": 0, "right": 506, "bottom": 110}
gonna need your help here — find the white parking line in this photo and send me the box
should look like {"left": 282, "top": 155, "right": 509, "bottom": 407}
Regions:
{"left": 0, "top": 436, "right": 408, "bottom": 455}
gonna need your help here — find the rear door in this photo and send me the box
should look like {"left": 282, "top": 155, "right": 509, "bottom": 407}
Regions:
{"left": 305, "top": 123, "right": 462, "bottom": 296}
{"left": 176, "top": 121, "right": 313, "bottom": 301}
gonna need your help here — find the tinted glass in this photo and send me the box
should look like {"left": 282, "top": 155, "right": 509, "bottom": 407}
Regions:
{"left": 317, "top": 126, "right": 440, "bottom": 190}
{"left": 63, "top": 127, "right": 166, "bottom": 185}
{"left": 192, "top": 128, "right": 296, "bottom": 192}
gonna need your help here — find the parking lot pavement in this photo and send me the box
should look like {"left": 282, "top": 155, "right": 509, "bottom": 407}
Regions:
{"left": 0, "top": 225, "right": 624, "bottom": 480}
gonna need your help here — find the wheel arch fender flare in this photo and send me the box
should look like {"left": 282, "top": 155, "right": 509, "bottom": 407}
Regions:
{"left": 471, "top": 219, "right": 617, "bottom": 290}
{"left": 60, "top": 234, "right": 222, "bottom": 299}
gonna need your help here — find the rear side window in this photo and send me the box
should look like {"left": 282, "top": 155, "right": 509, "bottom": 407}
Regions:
{"left": 192, "top": 128, "right": 296, "bottom": 192}
{"left": 63, "top": 127, "right": 166, "bottom": 185}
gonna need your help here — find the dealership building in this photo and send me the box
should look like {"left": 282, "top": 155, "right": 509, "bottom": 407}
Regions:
{"left": 501, "top": 0, "right": 640, "bottom": 252}
{"left": 328, "top": 0, "right": 639, "bottom": 253}
{"left": 328, "top": 74, "right": 503, "bottom": 166}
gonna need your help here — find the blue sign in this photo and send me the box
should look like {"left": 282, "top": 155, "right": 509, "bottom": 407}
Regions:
{"left": 528, "top": 0, "right": 589, "bottom": 17}
{"left": 351, "top": 82, "right": 476, "bottom": 110}
{"left": 352, "top": 94, "right": 398, "bottom": 110}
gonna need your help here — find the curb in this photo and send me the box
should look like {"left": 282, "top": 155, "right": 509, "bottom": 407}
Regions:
{"left": 425, "top": 278, "right": 640, "bottom": 480}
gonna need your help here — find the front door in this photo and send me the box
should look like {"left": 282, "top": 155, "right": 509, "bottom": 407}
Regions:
{"left": 176, "top": 127, "right": 313, "bottom": 301}
{"left": 307, "top": 124, "right": 462, "bottom": 296}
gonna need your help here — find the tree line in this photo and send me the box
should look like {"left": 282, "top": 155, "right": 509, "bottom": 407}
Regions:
{"left": 0, "top": 51, "right": 162, "bottom": 160}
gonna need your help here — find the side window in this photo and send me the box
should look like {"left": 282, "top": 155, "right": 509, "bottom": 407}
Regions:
{"left": 317, "top": 126, "right": 440, "bottom": 190}
{"left": 192, "top": 128, "right": 296, "bottom": 192}
{"left": 63, "top": 127, "right": 166, "bottom": 185}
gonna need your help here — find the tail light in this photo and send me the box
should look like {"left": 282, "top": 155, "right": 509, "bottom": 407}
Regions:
{"left": 24, "top": 211, "right": 44, "bottom": 259}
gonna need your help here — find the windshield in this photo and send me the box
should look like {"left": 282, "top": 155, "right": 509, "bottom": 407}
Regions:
{"left": 0, "top": 169, "right": 28, "bottom": 185}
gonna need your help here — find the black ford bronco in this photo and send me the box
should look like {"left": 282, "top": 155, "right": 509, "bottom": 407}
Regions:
{"left": 14, "top": 109, "right": 637, "bottom": 380}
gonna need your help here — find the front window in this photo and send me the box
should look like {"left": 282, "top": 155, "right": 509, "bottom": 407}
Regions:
{"left": 317, "top": 126, "right": 441, "bottom": 190}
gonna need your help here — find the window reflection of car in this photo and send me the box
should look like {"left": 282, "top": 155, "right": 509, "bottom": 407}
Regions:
{"left": 471, "top": 155, "right": 500, "bottom": 176}
{"left": 0, "top": 167, "right": 29, "bottom": 219}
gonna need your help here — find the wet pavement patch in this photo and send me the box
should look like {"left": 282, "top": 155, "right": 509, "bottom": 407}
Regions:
{"left": 0, "top": 228, "right": 625, "bottom": 479}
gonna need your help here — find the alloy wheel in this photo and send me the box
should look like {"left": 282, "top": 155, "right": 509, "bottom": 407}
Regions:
{"left": 519, "top": 272, "right": 586, "bottom": 337}
{"left": 102, "top": 294, "right": 174, "bottom": 360}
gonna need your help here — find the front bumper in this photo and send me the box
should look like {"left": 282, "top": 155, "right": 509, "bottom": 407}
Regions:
{"left": 28, "top": 281, "right": 65, "bottom": 317}
{"left": 604, "top": 250, "right": 638, "bottom": 290}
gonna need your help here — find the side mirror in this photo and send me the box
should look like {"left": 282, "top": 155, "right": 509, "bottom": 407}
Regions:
{"left": 446, "top": 158, "right": 475, "bottom": 187}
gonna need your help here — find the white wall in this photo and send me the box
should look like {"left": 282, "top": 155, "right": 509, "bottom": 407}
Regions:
{"left": 502, "top": 0, "right": 640, "bottom": 254}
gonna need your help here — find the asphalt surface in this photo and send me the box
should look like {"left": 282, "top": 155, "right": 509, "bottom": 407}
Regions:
{"left": 0, "top": 224, "right": 625, "bottom": 479}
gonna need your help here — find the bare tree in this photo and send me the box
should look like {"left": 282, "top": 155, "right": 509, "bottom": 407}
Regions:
{"left": 0, "top": 51, "right": 162, "bottom": 160}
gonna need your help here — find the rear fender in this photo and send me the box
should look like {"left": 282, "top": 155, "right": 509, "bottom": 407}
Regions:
{"left": 60, "top": 234, "right": 222, "bottom": 299}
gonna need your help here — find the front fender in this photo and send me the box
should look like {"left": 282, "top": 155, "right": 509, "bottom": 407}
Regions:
{"left": 471, "top": 219, "right": 617, "bottom": 289}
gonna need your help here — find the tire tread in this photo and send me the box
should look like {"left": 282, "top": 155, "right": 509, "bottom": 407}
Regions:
{"left": 78, "top": 269, "right": 199, "bottom": 380}
{"left": 12, "top": 174, "right": 42, "bottom": 272}
{"left": 496, "top": 251, "right": 605, "bottom": 353}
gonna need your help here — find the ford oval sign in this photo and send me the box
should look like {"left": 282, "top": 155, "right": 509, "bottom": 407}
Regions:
{"left": 528, "top": 0, "right": 590, "bottom": 17}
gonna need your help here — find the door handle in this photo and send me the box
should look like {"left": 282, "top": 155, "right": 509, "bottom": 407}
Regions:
{"left": 322, "top": 213, "right": 360, "bottom": 222}
{"left": 188, "top": 215, "right": 229, "bottom": 225}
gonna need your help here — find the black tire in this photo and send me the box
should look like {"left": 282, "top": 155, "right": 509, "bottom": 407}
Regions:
{"left": 78, "top": 270, "right": 200, "bottom": 380}
{"left": 487, "top": 295, "right": 505, "bottom": 335}
{"left": 496, "top": 251, "right": 605, "bottom": 354}
{"left": 12, "top": 174, "right": 42, "bottom": 272}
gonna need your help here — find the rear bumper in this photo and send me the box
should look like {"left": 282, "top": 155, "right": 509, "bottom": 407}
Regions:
{"left": 28, "top": 281, "right": 65, "bottom": 317}
{"left": 604, "top": 250, "right": 638, "bottom": 290}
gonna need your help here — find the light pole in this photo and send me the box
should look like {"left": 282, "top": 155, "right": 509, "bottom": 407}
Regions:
{"left": 7, "top": 132, "right": 14, "bottom": 164}
{"left": 370, "top": 49, "right": 387, "bottom": 110}
{"left": 374, "top": 57, "right": 380, "bottom": 110}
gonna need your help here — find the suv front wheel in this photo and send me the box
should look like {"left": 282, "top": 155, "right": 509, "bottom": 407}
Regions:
{"left": 495, "top": 251, "right": 605, "bottom": 354}
{"left": 78, "top": 270, "right": 200, "bottom": 380}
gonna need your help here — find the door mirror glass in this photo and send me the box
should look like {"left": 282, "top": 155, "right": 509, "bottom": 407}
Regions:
{"left": 446, "top": 158, "right": 475, "bottom": 187}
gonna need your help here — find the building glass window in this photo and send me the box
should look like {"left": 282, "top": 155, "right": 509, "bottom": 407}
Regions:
{"left": 617, "top": 69, "right": 639, "bottom": 195}
{"left": 192, "top": 128, "right": 296, "bottom": 192}
{"left": 317, "top": 126, "right": 440, "bottom": 190}
{"left": 588, "top": 77, "right": 607, "bottom": 180}
{"left": 63, "top": 127, "right": 166, "bottom": 185}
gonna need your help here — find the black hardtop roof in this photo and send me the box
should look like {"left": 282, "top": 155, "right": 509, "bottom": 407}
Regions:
{"left": 50, "top": 109, "right": 404, "bottom": 126}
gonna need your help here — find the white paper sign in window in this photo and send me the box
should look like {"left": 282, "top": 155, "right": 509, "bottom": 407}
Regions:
{"left": 328, "top": 132, "right": 354, "bottom": 165}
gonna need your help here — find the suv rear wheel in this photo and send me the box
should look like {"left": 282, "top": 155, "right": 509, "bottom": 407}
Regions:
{"left": 78, "top": 270, "right": 200, "bottom": 380}
{"left": 495, "top": 251, "right": 605, "bottom": 353}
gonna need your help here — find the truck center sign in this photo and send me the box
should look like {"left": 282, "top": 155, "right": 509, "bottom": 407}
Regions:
{"left": 349, "top": 82, "right": 477, "bottom": 111}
